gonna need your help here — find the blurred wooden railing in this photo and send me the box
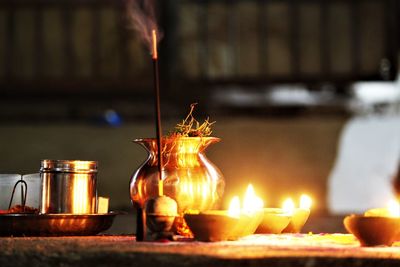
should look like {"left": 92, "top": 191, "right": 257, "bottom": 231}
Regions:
{"left": 0, "top": 0, "right": 398, "bottom": 113}
{"left": 0, "top": 0, "right": 152, "bottom": 97}
{"left": 177, "top": 0, "right": 398, "bottom": 86}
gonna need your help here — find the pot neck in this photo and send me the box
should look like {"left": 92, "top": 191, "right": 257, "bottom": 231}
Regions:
{"left": 133, "top": 137, "right": 220, "bottom": 154}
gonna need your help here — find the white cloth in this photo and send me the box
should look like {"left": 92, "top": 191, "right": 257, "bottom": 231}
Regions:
{"left": 328, "top": 115, "right": 400, "bottom": 214}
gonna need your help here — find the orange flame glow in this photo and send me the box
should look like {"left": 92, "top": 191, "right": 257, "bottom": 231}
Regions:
{"left": 227, "top": 184, "right": 263, "bottom": 217}
{"left": 387, "top": 199, "right": 400, "bottom": 218}
{"left": 152, "top": 29, "right": 157, "bottom": 60}
{"left": 242, "top": 184, "right": 264, "bottom": 214}
{"left": 282, "top": 198, "right": 295, "bottom": 215}
{"left": 228, "top": 196, "right": 241, "bottom": 218}
{"left": 365, "top": 199, "right": 400, "bottom": 218}
{"left": 300, "top": 194, "right": 312, "bottom": 210}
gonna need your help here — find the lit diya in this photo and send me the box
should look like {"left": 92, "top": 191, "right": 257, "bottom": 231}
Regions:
{"left": 344, "top": 199, "right": 400, "bottom": 246}
{"left": 255, "top": 208, "right": 291, "bottom": 234}
{"left": 256, "top": 194, "right": 312, "bottom": 234}
{"left": 281, "top": 195, "right": 312, "bottom": 233}
{"left": 184, "top": 184, "right": 263, "bottom": 242}
{"left": 237, "top": 185, "right": 264, "bottom": 237}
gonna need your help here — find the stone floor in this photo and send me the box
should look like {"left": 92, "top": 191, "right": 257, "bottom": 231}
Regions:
{"left": 1, "top": 234, "right": 400, "bottom": 267}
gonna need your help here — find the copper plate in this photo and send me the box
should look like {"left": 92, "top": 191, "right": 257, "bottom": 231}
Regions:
{"left": 0, "top": 212, "right": 117, "bottom": 236}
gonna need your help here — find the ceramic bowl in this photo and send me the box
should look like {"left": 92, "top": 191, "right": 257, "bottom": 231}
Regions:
{"left": 255, "top": 208, "right": 291, "bottom": 234}
{"left": 282, "top": 208, "right": 310, "bottom": 233}
{"left": 344, "top": 215, "right": 400, "bottom": 246}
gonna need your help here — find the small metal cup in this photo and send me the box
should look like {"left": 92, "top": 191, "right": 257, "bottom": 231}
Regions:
{"left": 40, "top": 160, "right": 97, "bottom": 214}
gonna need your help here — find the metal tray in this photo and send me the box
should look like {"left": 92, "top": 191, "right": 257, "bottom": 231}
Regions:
{"left": 0, "top": 212, "right": 117, "bottom": 236}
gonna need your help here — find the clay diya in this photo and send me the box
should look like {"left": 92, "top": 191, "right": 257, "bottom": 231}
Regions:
{"left": 344, "top": 215, "right": 400, "bottom": 246}
{"left": 255, "top": 208, "right": 291, "bottom": 234}
{"left": 236, "top": 185, "right": 264, "bottom": 237}
{"left": 344, "top": 201, "right": 400, "bottom": 246}
{"left": 282, "top": 208, "right": 310, "bottom": 233}
{"left": 238, "top": 210, "right": 264, "bottom": 236}
{"left": 281, "top": 196, "right": 312, "bottom": 233}
{"left": 184, "top": 210, "right": 244, "bottom": 241}
{"left": 185, "top": 184, "right": 264, "bottom": 241}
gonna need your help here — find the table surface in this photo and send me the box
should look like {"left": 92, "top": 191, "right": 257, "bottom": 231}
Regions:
{"left": 1, "top": 234, "right": 400, "bottom": 267}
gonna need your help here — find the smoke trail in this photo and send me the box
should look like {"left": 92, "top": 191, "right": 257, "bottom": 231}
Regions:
{"left": 126, "top": 0, "right": 163, "bottom": 55}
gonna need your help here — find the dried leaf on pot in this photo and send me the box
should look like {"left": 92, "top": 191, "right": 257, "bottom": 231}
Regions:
{"left": 171, "top": 103, "right": 215, "bottom": 138}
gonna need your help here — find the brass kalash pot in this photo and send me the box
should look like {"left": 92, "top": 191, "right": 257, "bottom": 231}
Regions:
{"left": 130, "top": 136, "right": 225, "bottom": 236}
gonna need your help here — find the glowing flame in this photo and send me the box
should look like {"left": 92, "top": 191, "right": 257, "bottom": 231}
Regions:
{"left": 227, "top": 184, "right": 264, "bottom": 217}
{"left": 242, "top": 184, "right": 264, "bottom": 214}
{"left": 387, "top": 199, "right": 400, "bottom": 218}
{"left": 228, "top": 196, "right": 241, "bottom": 218}
{"left": 152, "top": 30, "right": 157, "bottom": 59}
{"left": 300, "top": 194, "right": 312, "bottom": 210}
{"left": 365, "top": 199, "right": 400, "bottom": 218}
{"left": 282, "top": 198, "right": 295, "bottom": 215}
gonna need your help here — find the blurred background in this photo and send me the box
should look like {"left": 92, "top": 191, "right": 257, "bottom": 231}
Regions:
{"left": 0, "top": 0, "right": 399, "bottom": 231}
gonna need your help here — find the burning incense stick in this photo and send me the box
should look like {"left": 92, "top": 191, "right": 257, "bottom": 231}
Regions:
{"left": 136, "top": 29, "right": 162, "bottom": 242}
{"left": 152, "top": 29, "right": 163, "bottom": 197}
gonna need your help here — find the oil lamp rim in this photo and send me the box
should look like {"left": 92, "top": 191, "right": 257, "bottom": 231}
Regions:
{"left": 347, "top": 214, "right": 400, "bottom": 220}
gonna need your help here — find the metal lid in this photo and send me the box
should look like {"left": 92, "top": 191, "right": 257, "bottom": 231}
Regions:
{"left": 40, "top": 160, "right": 98, "bottom": 173}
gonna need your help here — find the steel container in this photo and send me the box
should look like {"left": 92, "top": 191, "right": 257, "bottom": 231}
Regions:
{"left": 40, "top": 160, "right": 97, "bottom": 214}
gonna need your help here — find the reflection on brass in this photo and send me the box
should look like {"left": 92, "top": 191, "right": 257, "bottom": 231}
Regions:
{"left": 0, "top": 213, "right": 116, "bottom": 236}
{"left": 130, "top": 137, "right": 225, "bottom": 236}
